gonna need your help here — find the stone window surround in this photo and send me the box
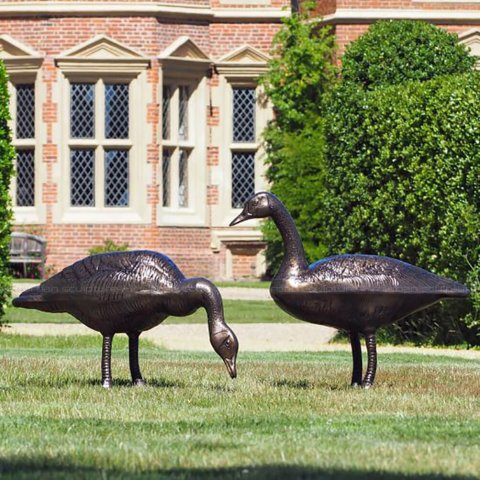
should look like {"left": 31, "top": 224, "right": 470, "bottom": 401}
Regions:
{"left": 212, "top": 46, "right": 271, "bottom": 228}
{"left": 54, "top": 37, "right": 151, "bottom": 224}
{"left": 156, "top": 42, "right": 210, "bottom": 228}
{"left": 1, "top": 35, "right": 46, "bottom": 226}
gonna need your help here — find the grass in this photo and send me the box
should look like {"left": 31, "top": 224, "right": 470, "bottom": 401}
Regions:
{"left": 3, "top": 299, "right": 295, "bottom": 324}
{"left": 0, "top": 334, "right": 479, "bottom": 479}
{"left": 10, "top": 278, "right": 41, "bottom": 284}
{"left": 216, "top": 281, "right": 271, "bottom": 289}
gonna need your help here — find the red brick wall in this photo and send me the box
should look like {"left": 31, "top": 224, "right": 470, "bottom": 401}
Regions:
{"left": 209, "top": 23, "right": 281, "bottom": 58}
{"left": 7, "top": 11, "right": 281, "bottom": 279}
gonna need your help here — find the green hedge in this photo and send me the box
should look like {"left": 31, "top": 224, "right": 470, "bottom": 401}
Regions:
{"left": 341, "top": 20, "right": 475, "bottom": 89}
{"left": 260, "top": 8, "right": 336, "bottom": 272}
{"left": 323, "top": 73, "right": 480, "bottom": 344}
{"left": 0, "top": 60, "right": 15, "bottom": 327}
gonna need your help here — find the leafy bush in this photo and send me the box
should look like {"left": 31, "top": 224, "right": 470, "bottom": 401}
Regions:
{"left": 342, "top": 20, "right": 475, "bottom": 89}
{"left": 262, "top": 117, "right": 329, "bottom": 274}
{"left": 0, "top": 60, "right": 15, "bottom": 328}
{"left": 260, "top": 8, "right": 337, "bottom": 272}
{"left": 323, "top": 74, "right": 480, "bottom": 344}
{"left": 88, "top": 239, "right": 129, "bottom": 256}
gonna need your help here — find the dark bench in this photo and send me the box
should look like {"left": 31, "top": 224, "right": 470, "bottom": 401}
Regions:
{"left": 9, "top": 232, "right": 47, "bottom": 279}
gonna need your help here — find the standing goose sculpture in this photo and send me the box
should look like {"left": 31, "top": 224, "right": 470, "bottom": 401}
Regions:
{"left": 13, "top": 250, "right": 238, "bottom": 388}
{"left": 230, "top": 192, "right": 469, "bottom": 388}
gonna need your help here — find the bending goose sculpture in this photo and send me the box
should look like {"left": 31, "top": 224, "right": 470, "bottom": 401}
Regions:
{"left": 230, "top": 192, "right": 469, "bottom": 388}
{"left": 13, "top": 250, "right": 238, "bottom": 388}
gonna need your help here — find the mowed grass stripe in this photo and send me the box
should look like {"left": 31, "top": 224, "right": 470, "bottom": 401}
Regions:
{"left": 0, "top": 335, "right": 479, "bottom": 478}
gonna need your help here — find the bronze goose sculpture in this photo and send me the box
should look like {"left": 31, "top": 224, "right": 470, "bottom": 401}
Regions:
{"left": 230, "top": 192, "right": 469, "bottom": 388}
{"left": 13, "top": 250, "right": 238, "bottom": 388}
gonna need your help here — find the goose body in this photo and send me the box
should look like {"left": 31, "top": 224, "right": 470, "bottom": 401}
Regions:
{"left": 13, "top": 250, "right": 238, "bottom": 387}
{"left": 231, "top": 192, "right": 469, "bottom": 388}
{"left": 271, "top": 254, "right": 468, "bottom": 332}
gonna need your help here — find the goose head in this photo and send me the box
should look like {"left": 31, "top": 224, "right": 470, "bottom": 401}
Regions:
{"left": 210, "top": 327, "right": 238, "bottom": 379}
{"left": 230, "top": 191, "right": 273, "bottom": 226}
{"left": 189, "top": 278, "right": 239, "bottom": 378}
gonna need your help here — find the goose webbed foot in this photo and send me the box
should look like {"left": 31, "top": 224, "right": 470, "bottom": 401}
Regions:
{"left": 349, "top": 331, "right": 363, "bottom": 388}
{"left": 101, "top": 334, "right": 114, "bottom": 389}
{"left": 128, "top": 331, "right": 145, "bottom": 387}
{"left": 362, "top": 332, "right": 377, "bottom": 389}
{"left": 102, "top": 379, "right": 113, "bottom": 389}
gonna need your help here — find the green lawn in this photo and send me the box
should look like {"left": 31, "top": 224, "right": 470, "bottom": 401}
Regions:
{"left": 3, "top": 299, "right": 295, "bottom": 324}
{"left": 0, "top": 334, "right": 479, "bottom": 479}
{"left": 216, "top": 281, "right": 271, "bottom": 289}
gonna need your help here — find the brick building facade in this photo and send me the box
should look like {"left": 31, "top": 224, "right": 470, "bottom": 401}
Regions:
{"left": 4, "top": 1, "right": 478, "bottom": 279}
{"left": 313, "top": 1, "right": 480, "bottom": 59}
{"left": 2, "top": 1, "right": 290, "bottom": 279}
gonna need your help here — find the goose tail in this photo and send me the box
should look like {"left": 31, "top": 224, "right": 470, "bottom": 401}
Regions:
{"left": 442, "top": 282, "right": 470, "bottom": 298}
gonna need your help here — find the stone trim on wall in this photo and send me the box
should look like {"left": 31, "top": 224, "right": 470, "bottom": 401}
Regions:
{"left": 0, "top": 2, "right": 289, "bottom": 22}
{"left": 322, "top": 8, "right": 480, "bottom": 24}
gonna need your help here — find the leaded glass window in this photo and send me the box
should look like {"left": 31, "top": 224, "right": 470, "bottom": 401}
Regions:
{"left": 161, "top": 83, "right": 194, "bottom": 210}
{"left": 233, "top": 88, "right": 255, "bottom": 142}
{"left": 162, "top": 149, "right": 171, "bottom": 207}
{"left": 13, "top": 82, "right": 36, "bottom": 208}
{"left": 16, "top": 150, "right": 35, "bottom": 207}
{"left": 71, "top": 149, "right": 95, "bottom": 206}
{"left": 162, "top": 86, "right": 171, "bottom": 140}
{"left": 70, "top": 83, "right": 95, "bottom": 138}
{"left": 105, "top": 150, "right": 129, "bottom": 207}
{"left": 231, "top": 85, "right": 257, "bottom": 209}
{"left": 179, "top": 86, "right": 190, "bottom": 141}
{"left": 178, "top": 149, "right": 189, "bottom": 208}
{"left": 105, "top": 83, "right": 129, "bottom": 139}
{"left": 69, "top": 79, "right": 132, "bottom": 209}
{"left": 16, "top": 84, "right": 35, "bottom": 139}
{"left": 232, "top": 152, "right": 255, "bottom": 208}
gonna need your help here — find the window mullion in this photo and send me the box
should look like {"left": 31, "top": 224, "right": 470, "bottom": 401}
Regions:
{"left": 97, "top": 80, "right": 105, "bottom": 209}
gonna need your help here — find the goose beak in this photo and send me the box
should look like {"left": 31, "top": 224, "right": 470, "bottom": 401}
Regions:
{"left": 224, "top": 357, "right": 237, "bottom": 379}
{"left": 229, "top": 210, "right": 250, "bottom": 226}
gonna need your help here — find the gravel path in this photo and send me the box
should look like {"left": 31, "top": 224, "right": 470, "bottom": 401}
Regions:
{"left": 4, "top": 323, "right": 480, "bottom": 358}
{"left": 5, "top": 322, "right": 336, "bottom": 352}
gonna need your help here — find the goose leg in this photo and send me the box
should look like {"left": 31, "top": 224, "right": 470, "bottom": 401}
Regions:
{"left": 101, "top": 334, "right": 114, "bottom": 389}
{"left": 349, "top": 331, "right": 363, "bottom": 387}
{"left": 128, "top": 331, "right": 146, "bottom": 386}
{"left": 362, "top": 332, "right": 377, "bottom": 389}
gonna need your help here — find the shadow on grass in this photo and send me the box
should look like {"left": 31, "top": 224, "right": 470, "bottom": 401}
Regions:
{"left": 272, "top": 378, "right": 313, "bottom": 389}
{"left": 0, "top": 459, "right": 476, "bottom": 480}
{"left": 89, "top": 377, "right": 185, "bottom": 389}
{"left": 14, "top": 376, "right": 185, "bottom": 389}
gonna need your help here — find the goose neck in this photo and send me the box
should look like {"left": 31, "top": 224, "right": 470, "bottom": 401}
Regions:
{"left": 271, "top": 201, "right": 308, "bottom": 275}
{"left": 185, "top": 278, "right": 226, "bottom": 335}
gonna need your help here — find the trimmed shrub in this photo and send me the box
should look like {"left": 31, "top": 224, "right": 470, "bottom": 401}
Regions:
{"left": 263, "top": 117, "right": 329, "bottom": 274}
{"left": 260, "top": 8, "right": 336, "bottom": 272}
{"left": 323, "top": 74, "right": 480, "bottom": 344}
{"left": 88, "top": 239, "right": 129, "bottom": 256}
{"left": 0, "top": 60, "right": 15, "bottom": 328}
{"left": 341, "top": 20, "right": 475, "bottom": 90}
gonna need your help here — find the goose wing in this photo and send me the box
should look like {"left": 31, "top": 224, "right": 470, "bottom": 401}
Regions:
{"left": 308, "top": 254, "right": 468, "bottom": 295}
{"left": 15, "top": 250, "right": 185, "bottom": 307}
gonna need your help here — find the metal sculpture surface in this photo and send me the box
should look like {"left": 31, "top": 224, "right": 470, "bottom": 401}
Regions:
{"left": 13, "top": 250, "right": 238, "bottom": 387}
{"left": 230, "top": 192, "right": 469, "bottom": 388}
